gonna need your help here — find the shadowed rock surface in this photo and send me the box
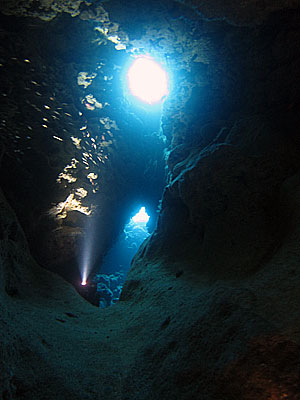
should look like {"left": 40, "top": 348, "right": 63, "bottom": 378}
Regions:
{"left": 0, "top": 0, "right": 300, "bottom": 399}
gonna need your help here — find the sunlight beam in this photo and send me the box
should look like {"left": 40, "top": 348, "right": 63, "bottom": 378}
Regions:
{"left": 127, "top": 56, "right": 169, "bottom": 104}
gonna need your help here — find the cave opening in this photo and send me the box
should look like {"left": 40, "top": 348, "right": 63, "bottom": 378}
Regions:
{"left": 72, "top": 24, "right": 171, "bottom": 305}
{"left": 77, "top": 201, "right": 158, "bottom": 307}
{"left": 126, "top": 55, "right": 170, "bottom": 105}
{"left": 89, "top": 206, "right": 152, "bottom": 308}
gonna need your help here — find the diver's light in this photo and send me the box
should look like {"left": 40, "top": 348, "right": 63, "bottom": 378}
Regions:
{"left": 81, "top": 267, "right": 88, "bottom": 286}
{"left": 132, "top": 207, "right": 150, "bottom": 224}
{"left": 127, "top": 56, "right": 169, "bottom": 104}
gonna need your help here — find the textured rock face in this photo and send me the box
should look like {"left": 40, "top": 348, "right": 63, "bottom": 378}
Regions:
{"left": 1, "top": 0, "right": 299, "bottom": 25}
{"left": 1, "top": 0, "right": 300, "bottom": 399}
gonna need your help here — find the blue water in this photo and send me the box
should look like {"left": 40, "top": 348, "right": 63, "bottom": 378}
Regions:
{"left": 94, "top": 208, "right": 151, "bottom": 307}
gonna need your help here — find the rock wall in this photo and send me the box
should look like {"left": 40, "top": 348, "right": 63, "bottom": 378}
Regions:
{"left": 119, "top": 6, "right": 300, "bottom": 399}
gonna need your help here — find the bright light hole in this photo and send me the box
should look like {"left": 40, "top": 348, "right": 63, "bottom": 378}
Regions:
{"left": 127, "top": 57, "right": 169, "bottom": 104}
{"left": 131, "top": 207, "right": 150, "bottom": 224}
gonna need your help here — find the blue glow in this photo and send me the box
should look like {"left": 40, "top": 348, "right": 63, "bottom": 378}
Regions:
{"left": 131, "top": 207, "right": 150, "bottom": 224}
{"left": 127, "top": 56, "right": 169, "bottom": 104}
{"left": 94, "top": 206, "right": 151, "bottom": 307}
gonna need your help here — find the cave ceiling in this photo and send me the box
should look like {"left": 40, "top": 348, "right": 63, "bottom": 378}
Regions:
{"left": 1, "top": 0, "right": 299, "bottom": 24}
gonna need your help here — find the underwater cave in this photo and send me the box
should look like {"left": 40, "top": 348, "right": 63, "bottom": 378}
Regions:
{"left": 0, "top": 0, "right": 300, "bottom": 399}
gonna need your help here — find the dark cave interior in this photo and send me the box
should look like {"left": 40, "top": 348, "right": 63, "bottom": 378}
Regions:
{"left": 0, "top": 1, "right": 300, "bottom": 399}
{"left": 0, "top": 10, "right": 167, "bottom": 289}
